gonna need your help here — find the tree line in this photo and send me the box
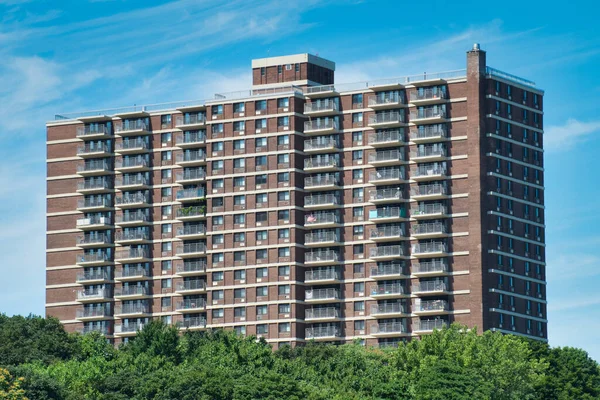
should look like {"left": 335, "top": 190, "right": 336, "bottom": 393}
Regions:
{"left": 0, "top": 314, "right": 598, "bottom": 399}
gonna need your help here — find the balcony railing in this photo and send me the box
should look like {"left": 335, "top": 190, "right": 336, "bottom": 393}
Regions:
{"left": 412, "top": 223, "right": 446, "bottom": 236}
{"left": 372, "top": 322, "right": 406, "bottom": 334}
{"left": 411, "top": 146, "right": 446, "bottom": 159}
{"left": 306, "top": 287, "right": 341, "bottom": 301}
{"left": 116, "top": 121, "right": 148, "bottom": 133}
{"left": 76, "top": 307, "right": 110, "bottom": 318}
{"left": 77, "top": 216, "right": 111, "bottom": 227}
{"left": 414, "top": 260, "right": 448, "bottom": 274}
{"left": 304, "top": 174, "right": 339, "bottom": 188}
{"left": 176, "top": 188, "right": 205, "bottom": 200}
{"left": 77, "top": 143, "right": 110, "bottom": 155}
{"left": 77, "top": 287, "right": 111, "bottom": 300}
{"left": 115, "top": 231, "right": 149, "bottom": 242}
{"left": 369, "top": 207, "right": 405, "bottom": 220}
{"left": 176, "top": 206, "right": 205, "bottom": 218}
{"left": 114, "top": 286, "right": 150, "bottom": 297}
{"left": 367, "top": 130, "right": 404, "bottom": 145}
{"left": 176, "top": 280, "right": 206, "bottom": 292}
{"left": 369, "top": 168, "right": 404, "bottom": 182}
{"left": 115, "top": 322, "right": 146, "bottom": 333}
{"left": 411, "top": 184, "right": 447, "bottom": 197}
{"left": 305, "top": 212, "right": 339, "bottom": 225}
{"left": 76, "top": 270, "right": 110, "bottom": 282}
{"left": 176, "top": 169, "right": 206, "bottom": 181}
{"left": 305, "top": 268, "right": 339, "bottom": 281}
{"left": 77, "top": 234, "right": 110, "bottom": 245}
{"left": 78, "top": 197, "right": 111, "bottom": 209}
{"left": 305, "top": 307, "right": 339, "bottom": 319}
{"left": 410, "top": 125, "right": 447, "bottom": 141}
{"left": 176, "top": 260, "right": 207, "bottom": 274}
{"left": 177, "top": 225, "right": 206, "bottom": 236}
{"left": 115, "top": 193, "right": 149, "bottom": 206}
{"left": 369, "top": 149, "right": 404, "bottom": 164}
{"left": 304, "top": 138, "right": 339, "bottom": 151}
{"left": 175, "top": 131, "right": 206, "bottom": 145}
{"left": 115, "top": 248, "right": 149, "bottom": 260}
{"left": 176, "top": 114, "right": 206, "bottom": 126}
{"left": 305, "top": 194, "right": 340, "bottom": 207}
{"left": 412, "top": 280, "right": 447, "bottom": 293}
{"left": 115, "top": 158, "right": 148, "bottom": 169}
{"left": 77, "top": 326, "right": 110, "bottom": 335}
{"left": 115, "top": 304, "right": 150, "bottom": 315}
{"left": 304, "top": 102, "right": 339, "bottom": 113}
{"left": 305, "top": 250, "right": 339, "bottom": 263}
{"left": 77, "top": 160, "right": 111, "bottom": 173}
{"left": 412, "top": 242, "right": 446, "bottom": 254}
{"left": 77, "top": 125, "right": 111, "bottom": 137}
{"left": 115, "top": 267, "right": 150, "bottom": 279}
{"left": 306, "top": 325, "right": 340, "bottom": 339}
{"left": 116, "top": 139, "right": 149, "bottom": 152}
{"left": 304, "top": 157, "right": 340, "bottom": 169}
{"left": 77, "top": 252, "right": 111, "bottom": 264}
{"left": 371, "top": 283, "right": 404, "bottom": 296}
{"left": 370, "top": 245, "right": 404, "bottom": 258}
{"left": 304, "top": 119, "right": 338, "bottom": 132}
{"left": 410, "top": 88, "right": 447, "bottom": 102}
{"left": 369, "top": 111, "right": 404, "bottom": 125}
{"left": 410, "top": 108, "right": 446, "bottom": 120}
{"left": 116, "top": 212, "right": 149, "bottom": 224}
{"left": 77, "top": 179, "right": 111, "bottom": 191}
{"left": 115, "top": 176, "right": 148, "bottom": 187}
{"left": 370, "top": 225, "right": 404, "bottom": 239}
{"left": 368, "top": 93, "right": 403, "bottom": 107}
{"left": 411, "top": 203, "right": 446, "bottom": 217}
{"left": 371, "top": 303, "right": 405, "bottom": 315}
{"left": 305, "top": 231, "right": 339, "bottom": 244}
{"left": 416, "top": 319, "right": 448, "bottom": 331}
{"left": 368, "top": 188, "right": 403, "bottom": 202}
{"left": 176, "top": 242, "right": 207, "bottom": 255}
{"left": 176, "top": 151, "right": 206, "bottom": 163}
{"left": 415, "top": 300, "right": 449, "bottom": 312}
{"left": 177, "top": 317, "right": 207, "bottom": 329}
{"left": 176, "top": 299, "right": 207, "bottom": 310}
{"left": 412, "top": 165, "right": 447, "bottom": 178}
{"left": 371, "top": 263, "right": 405, "bottom": 277}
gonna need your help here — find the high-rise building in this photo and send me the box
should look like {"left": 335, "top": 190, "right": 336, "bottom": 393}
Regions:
{"left": 46, "top": 45, "right": 547, "bottom": 347}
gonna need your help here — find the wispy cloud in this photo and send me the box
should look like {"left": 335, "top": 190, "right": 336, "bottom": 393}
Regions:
{"left": 544, "top": 119, "right": 600, "bottom": 151}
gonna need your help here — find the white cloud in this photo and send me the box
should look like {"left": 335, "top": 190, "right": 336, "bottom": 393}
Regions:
{"left": 544, "top": 118, "right": 600, "bottom": 151}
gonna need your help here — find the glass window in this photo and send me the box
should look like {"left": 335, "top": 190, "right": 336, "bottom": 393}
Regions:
{"left": 278, "top": 172, "right": 290, "bottom": 183}
{"left": 278, "top": 210, "right": 289, "bottom": 220}
{"left": 352, "top": 94, "right": 363, "bottom": 104}
{"left": 213, "top": 178, "right": 224, "bottom": 189}
{"left": 212, "top": 234, "right": 224, "bottom": 244}
{"left": 234, "top": 270, "right": 246, "bottom": 280}
{"left": 256, "top": 286, "right": 268, "bottom": 296}
{"left": 161, "top": 132, "right": 171, "bottom": 143}
{"left": 353, "top": 244, "right": 364, "bottom": 255}
{"left": 278, "top": 98, "right": 289, "bottom": 108}
{"left": 255, "top": 137, "right": 267, "bottom": 148}
{"left": 234, "top": 288, "right": 246, "bottom": 298}
{"left": 256, "top": 249, "right": 267, "bottom": 259}
{"left": 234, "top": 102, "right": 245, "bottom": 113}
{"left": 212, "top": 253, "right": 224, "bottom": 263}
{"left": 278, "top": 228, "right": 290, "bottom": 239}
{"left": 278, "top": 285, "right": 290, "bottom": 295}
{"left": 161, "top": 114, "right": 171, "bottom": 125}
{"left": 352, "top": 112, "right": 363, "bottom": 123}
{"left": 279, "top": 304, "right": 290, "bottom": 314}
{"left": 278, "top": 135, "right": 289, "bottom": 145}
{"left": 161, "top": 278, "right": 172, "bottom": 289}
{"left": 233, "top": 139, "right": 245, "bottom": 150}
{"left": 234, "top": 251, "right": 245, "bottom": 261}
{"left": 277, "top": 154, "right": 289, "bottom": 164}
{"left": 278, "top": 116, "right": 289, "bottom": 127}
{"left": 353, "top": 169, "right": 363, "bottom": 180}
{"left": 212, "top": 308, "right": 224, "bottom": 318}
{"left": 257, "top": 267, "right": 268, "bottom": 278}
{"left": 161, "top": 205, "right": 172, "bottom": 216}
{"left": 212, "top": 271, "right": 223, "bottom": 281}
{"left": 353, "top": 131, "right": 363, "bottom": 143}
{"left": 234, "top": 307, "right": 246, "bottom": 317}
{"left": 233, "top": 158, "right": 245, "bottom": 169}
{"left": 234, "top": 195, "right": 245, "bottom": 205}
{"left": 354, "top": 282, "right": 364, "bottom": 293}
{"left": 161, "top": 169, "right": 171, "bottom": 179}
{"left": 278, "top": 247, "right": 290, "bottom": 257}
{"left": 255, "top": 119, "right": 267, "bottom": 129}
{"left": 257, "top": 305, "right": 268, "bottom": 315}
{"left": 256, "top": 193, "right": 268, "bottom": 203}
{"left": 279, "top": 322, "right": 290, "bottom": 333}
{"left": 161, "top": 187, "right": 171, "bottom": 198}
{"left": 353, "top": 207, "right": 364, "bottom": 218}
{"left": 256, "top": 230, "right": 268, "bottom": 241}
{"left": 353, "top": 150, "right": 363, "bottom": 160}
{"left": 278, "top": 265, "right": 290, "bottom": 276}
{"left": 256, "top": 155, "right": 267, "bottom": 166}
{"left": 257, "top": 324, "right": 268, "bottom": 334}
{"left": 354, "top": 320, "right": 365, "bottom": 331}
{"left": 213, "top": 289, "right": 224, "bottom": 300}
{"left": 256, "top": 212, "right": 268, "bottom": 222}
{"left": 256, "top": 100, "right": 267, "bottom": 110}
{"left": 353, "top": 263, "right": 364, "bottom": 274}
{"left": 212, "top": 197, "right": 224, "bottom": 207}
{"left": 162, "top": 242, "right": 172, "bottom": 252}
{"left": 234, "top": 177, "right": 245, "bottom": 187}
{"left": 212, "top": 105, "right": 223, "bottom": 115}
{"left": 161, "top": 260, "right": 172, "bottom": 271}
{"left": 233, "top": 121, "right": 245, "bottom": 131}
{"left": 260, "top": 67, "right": 265, "bottom": 76}
{"left": 212, "top": 215, "right": 224, "bottom": 225}
{"left": 234, "top": 233, "right": 245, "bottom": 243}
{"left": 161, "top": 297, "right": 171, "bottom": 308}
{"left": 278, "top": 191, "right": 290, "bottom": 201}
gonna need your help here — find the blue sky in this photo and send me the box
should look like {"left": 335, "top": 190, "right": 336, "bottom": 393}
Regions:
{"left": 1, "top": 0, "right": 599, "bottom": 358}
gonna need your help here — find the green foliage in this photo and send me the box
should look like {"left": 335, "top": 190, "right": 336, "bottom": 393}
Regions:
{"left": 0, "top": 316, "right": 598, "bottom": 400}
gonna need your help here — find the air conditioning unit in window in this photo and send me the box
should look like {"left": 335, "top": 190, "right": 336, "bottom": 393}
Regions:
{"left": 256, "top": 129, "right": 262, "bottom": 133}
{"left": 527, "top": 329, "right": 531, "bottom": 334}
{"left": 511, "top": 326, "right": 516, "bottom": 331}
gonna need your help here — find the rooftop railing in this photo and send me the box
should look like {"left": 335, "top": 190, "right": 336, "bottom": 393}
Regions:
{"left": 486, "top": 67, "right": 537, "bottom": 89}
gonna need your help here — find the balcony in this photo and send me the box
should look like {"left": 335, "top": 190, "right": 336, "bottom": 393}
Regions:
{"left": 175, "top": 298, "right": 207, "bottom": 312}
{"left": 305, "top": 307, "right": 340, "bottom": 322}
{"left": 368, "top": 111, "right": 405, "bottom": 128}
{"left": 76, "top": 270, "right": 111, "bottom": 284}
{"left": 367, "top": 129, "right": 405, "bottom": 147}
{"left": 304, "top": 194, "right": 340, "bottom": 209}
{"left": 409, "top": 88, "right": 447, "bottom": 105}
{"left": 305, "top": 288, "right": 341, "bottom": 303}
{"left": 371, "top": 283, "right": 405, "bottom": 298}
{"left": 368, "top": 149, "right": 405, "bottom": 166}
{"left": 371, "top": 263, "right": 406, "bottom": 279}
{"left": 410, "top": 146, "right": 446, "bottom": 162}
{"left": 411, "top": 242, "right": 447, "bottom": 257}
{"left": 176, "top": 206, "right": 206, "bottom": 221}
{"left": 175, "top": 114, "right": 206, "bottom": 129}
{"left": 304, "top": 84, "right": 338, "bottom": 98}
{"left": 305, "top": 250, "right": 340, "bottom": 265}
{"left": 368, "top": 188, "right": 404, "bottom": 204}
{"left": 76, "top": 234, "right": 112, "bottom": 248}
{"left": 115, "top": 121, "right": 150, "bottom": 136}
{"left": 304, "top": 212, "right": 340, "bottom": 228}
{"left": 77, "top": 215, "right": 112, "bottom": 230}
{"left": 176, "top": 151, "right": 206, "bottom": 166}
{"left": 411, "top": 222, "right": 447, "bottom": 239}
{"left": 175, "top": 131, "right": 206, "bottom": 148}
{"left": 77, "top": 252, "right": 112, "bottom": 266}
{"left": 410, "top": 108, "right": 447, "bottom": 124}
{"left": 115, "top": 212, "right": 149, "bottom": 227}
{"left": 77, "top": 125, "right": 112, "bottom": 139}
{"left": 304, "top": 174, "right": 339, "bottom": 190}
{"left": 115, "top": 175, "right": 149, "bottom": 189}
{"left": 371, "top": 322, "right": 407, "bottom": 336}
{"left": 370, "top": 245, "right": 405, "bottom": 260}
{"left": 75, "top": 307, "right": 111, "bottom": 320}
{"left": 115, "top": 247, "right": 149, "bottom": 262}
{"left": 77, "top": 143, "right": 111, "bottom": 157}
{"left": 370, "top": 226, "right": 405, "bottom": 241}
{"left": 304, "top": 157, "right": 340, "bottom": 172}
{"left": 304, "top": 138, "right": 340, "bottom": 154}
{"left": 411, "top": 164, "right": 447, "bottom": 181}
{"left": 413, "top": 260, "right": 448, "bottom": 277}
{"left": 115, "top": 158, "right": 149, "bottom": 172}
{"left": 176, "top": 224, "right": 206, "bottom": 239}
{"left": 305, "top": 325, "right": 341, "bottom": 340}
{"left": 77, "top": 197, "right": 111, "bottom": 211}
{"left": 77, "top": 325, "right": 110, "bottom": 335}
{"left": 305, "top": 268, "right": 340, "bottom": 283}
{"left": 305, "top": 231, "right": 340, "bottom": 247}
{"left": 175, "top": 260, "right": 207, "bottom": 276}
{"left": 114, "top": 286, "right": 150, "bottom": 299}
{"left": 177, "top": 317, "right": 207, "bottom": 330}
{"left": 370, "top": 303, "right": 406, "bottom": 318}
{"left": 176, "top": 242, "right": 207, "bottom": 257}
{"left": 114, "top": 266, "right": 150, "bottom": 281}
{"left": 176, "top": 188, "right": 205, "bottom": 202}
{"left": 77, "top": 287, "right": 111, "bottom": 302}
{"left": 414, "top": 300, "right": 449, "bottom": 315}
{"left": 77, "top": 160, "right": 111, "bottom": 176}
{"left": 115, "top": 230, "right": 149, "bottom": 244}
{"left": 369, "top": 207, "right": 406, "bottom": 222}
{"left": 115, "top": 322, "right": 146, "bottom": 336}
{"left": 412, "top": 280, "right": 448, "bottom": 295}
{"left": 414, "top": 319, "right": 448, "bottom": 333}
{"left": 175, "top": 280, "right": 207, "bottom": 294}
{"left": 77, "top": 179, "right": 112, "bottom": 194}
{"left": 410, "top": 183, "right": 447, "bottom": 200}
{"left": 115, "top": 193, "right": 150, "bottom": 208}
{"left": 369, "top": 168, "right": 405, "bottom": 184}
{"left": 114, "top": 303, "right": 150, "bottom": 317}
{"left": 368, "top": 93, "right": 405, "bottom": 110}
{"left": 115, "top": 139, "right": 149, "bottom": 155}
{"left": 410, "top": 125, "right": 448, "bottom": 144}
{"left": 304, "top": 119, "right": 338, "bottom": 134}
{"left": 304, "top": 101, "right": 339, "bottom": 116}
{"left": 175, "top": 169, "right": 206, "bottom": 184}
{"left": 411, "top": 203, "right": 447, "bottom": 219}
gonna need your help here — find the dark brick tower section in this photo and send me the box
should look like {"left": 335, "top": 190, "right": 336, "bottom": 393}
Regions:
{"left": 252, "top": 54, "right": 335, "bottom": 87}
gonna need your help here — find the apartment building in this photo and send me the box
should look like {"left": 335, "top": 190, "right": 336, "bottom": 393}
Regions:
{"left": 46, "top": 46, "right": 547, "bottom": 347}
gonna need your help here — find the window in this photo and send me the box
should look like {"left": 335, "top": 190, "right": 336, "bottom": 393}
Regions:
{"left": 234, "top": 270, "right": 246, "bottom": 281}
{"left": 212, "top": 271, "right": 223, "bottom": 282}
{"left": 279, "top": 322, "right": 290, "bottom": 333}
{"left": 212, "top": 105, "right": 223, "bottom": 115}
{"left": 353, "top": 150, "right": 363, "bottom": 161}
{"left": 278, "top": 98, "right": 289, "bottom": 108}
{"left": 212, "top": 160, "right": 224, "bottom": 171}
{"left": 279, "top": 304, "right": 290, "bottom": 314}
{"left": 278, "top": 247, "right": 290, "bottom": 258}
{"left": 277, "top": 154, "right": 289, "bottom": 164}
{"left": 234, "top": 307, "right": 246, "bottom": 318}
{"left": 278, "top": 265, "right": 290, "bottom": 276}
{"left": 278, "top": 209, "right": 290, "bottom": 220}
{"left": 278, "top": 228, "right": 290, "bottom": 239}
{"left": 161, "top": 205, "right": 172, "bottom": 216}
{"left": 233, "top": 121, "right": 245, "bottom": 131}
{"left": 353, "top": 244, "right": 364, "bottom": 255}
{"left": 161, "top": 132, "right": 171, "bottom": 143}
{"left": 256, "top": 230, "right": 268, "bottom": 241}
{"left": 161, "top": 169, "right": 172, "bottom": 180}
{"left": 161, "top": 114, "right": 171, "bottom": 125}
{"left": 213, "top": 179, "right": 224, "bottom": 189}
{"left": 234, "top": 233, "right": 245, "bottom": 243}
{"left": 353, "top": 225, "right": 364, "bottom": 235}
{"left": 234, "top": 251, "right": 245, "bottom": 262}
{"left": 162, "top": 242, "right": 172, "bottom": 252}
{"left": 353, "top": 188, "right": 364, "bottom": 200}
{"left": 161, "top": 260, "right": 172, "bottom": 272}
{"left": 257, "top": 305, "right": 268, "bottom": 316}
{"left": 352, "top": 112, "right": 363, "bottom": 123}
{"left": 213, "top": 141, "right": 224, "bottom": 152}
{"left": 212, "top": 308, "right": 224, "bottom": 318}
{"left": 161, "top": 187, "right": 171, "bottom": 198}
{"left": 507, "top": 104, "right": 512, "bottom": 116}
{"left": 213, "top": 289, "right": 224, "bottom": 300}
{"left": 278, "top": 285, "right": 290, "bottom": 296}
{"left": 257, "top": 268, "right": 268, "bottom": 278}
{"left": 354, "top": 320, "right": 365, "bottom": 331}
{"left": 234, "top": 288, "right": 246, "bottom": 299}
{"left": 255, "top": 155, "right": 267, "bottom": 166}
{"left": 212, "top": 197, "right": 224, "bottom": 208}
{"left": 256, "top": 249, "right": 267, "bottom": 260}
{"left": 256, "top": 100, "right": 267, "bottom": 111}
{"left": 212, "top": 234, "right": 224, "bottom": 245}
{"left": 234, "top": 177, "right": 245, "bottom": 187}
{"left": 260, "top": 67, "right": 265, "bottom": 76}
{"left": 161, "top": 278, "right": 172, "bottom": 289}
{"left": 278, "top": 191, "right": 290, "bottom": 202}
{"left": 277, "top": 135, "right": 289, "bottom": 146}
{"left": 256, "top": 212, "right": 268, "bottom": 222}
{"left": 234, "top": 195, "right": 245, "bottom": 206}
{"left": 295, "top": 63, "right": 299, "bottom": 72}
{"left": 354, "top": 282, "right": 364, "bottom": 293}
{"left": 353, "top": 169, "right": 363, "bottom": 180}
{"left": 277, "top": 65, "right": 282, "bottom": 74}
{"left": 353, "top": 207, "right": 364, "bottom": 218}
{"left": 233, "top": 139, "right": 245, "bottom": 150}
{"left": 278, "top": 172, "right": 290, "bottom": 183}
{"left": 212, "top": 215, "right": 224, "bottom": 226}
{"left": 255, "top": 137, "right": 267, "bottom": 148}
{"left": 255, "top": 119, "right": 267, "bottom": 129}
{"left": 234, "top": 102, "right": 245, "bottom": 113}
{"left": 212, "top": 253, "right": 224, "bottom": 263}
{"left": 256, "top": 286, "right": 268, "bottom": 296}
{"left": 353, "top": 263, "right": 364, "bottom": 275}
{"left": 507, "top": 85, "right": 512, "bottom": 97}
{"left": 256, "top": 193, "right": 268, "bottom": 204}
{"left": 161, "top": 297, "right": 171, "bottom": 308}
{"left": 257, "top": 324, "right": 268, "bottom": 334}
{"left": 495, "top": 81, "right": 501, "bottom": 93}
{"left": 285, "top": 64, "right": 292, "bottom": 71}
{"left": 352, "top": 93, "right": 363, "bottom": 104}
{"left": 352, "top": 131, "right": 363, "bottom": 143}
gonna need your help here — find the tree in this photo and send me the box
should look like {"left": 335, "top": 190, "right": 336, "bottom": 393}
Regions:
{"left": 0, "top": 368, "right": 27, "bottom": 400}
